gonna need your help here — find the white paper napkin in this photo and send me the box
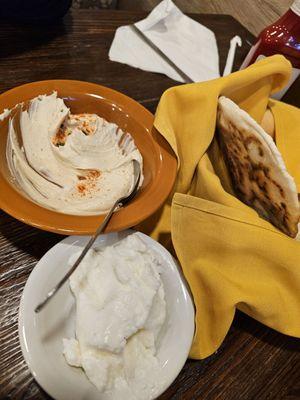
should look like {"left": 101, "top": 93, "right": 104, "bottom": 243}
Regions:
{"left": 109, "top": 0, "right": 220, "bottom": 83}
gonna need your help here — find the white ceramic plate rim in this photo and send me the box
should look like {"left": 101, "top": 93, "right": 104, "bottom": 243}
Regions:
{"left": 18, "top": 230, "right": 195, "bottom": 400}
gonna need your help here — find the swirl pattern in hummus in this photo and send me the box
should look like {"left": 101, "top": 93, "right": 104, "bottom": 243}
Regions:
{"left": 6, "top": 92, "right": 143, "bottom": 215}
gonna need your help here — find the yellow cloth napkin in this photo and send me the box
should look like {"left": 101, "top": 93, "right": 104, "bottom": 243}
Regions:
{"left": 140, "top": 55, "right": 300, "bottom": 359}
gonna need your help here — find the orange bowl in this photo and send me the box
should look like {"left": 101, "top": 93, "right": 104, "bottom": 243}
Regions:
{"left": 0, "top": 80, "right": 177, "bottom": 235}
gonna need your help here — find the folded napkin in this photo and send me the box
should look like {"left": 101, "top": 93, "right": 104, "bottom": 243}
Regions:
{"left": 109, "top": 0, "right": 219, "bottom": 82}
{"left": 139, "top": 55, "right": 300, "bottom": 359}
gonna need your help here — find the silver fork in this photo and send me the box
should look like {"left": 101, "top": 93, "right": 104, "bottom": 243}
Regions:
{"left": 35, "top": 136, "right": 141, "bottom": 313}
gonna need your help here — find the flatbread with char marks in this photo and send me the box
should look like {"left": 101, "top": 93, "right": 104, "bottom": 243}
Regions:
{"left": 216, "top": 96, "right": 299, "bottom": 238}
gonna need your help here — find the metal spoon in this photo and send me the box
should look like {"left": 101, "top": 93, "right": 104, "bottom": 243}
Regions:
{"left": 35, "top": 157, "right": 141, "bottom": 313}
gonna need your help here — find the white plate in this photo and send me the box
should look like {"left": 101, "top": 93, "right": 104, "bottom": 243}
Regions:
{"left": 19, "top": 230, "right": 195, "bottom": 400}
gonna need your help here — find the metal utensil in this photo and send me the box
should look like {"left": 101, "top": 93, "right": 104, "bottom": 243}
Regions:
{"left": 35, "top": 140, "right": 141, "bottom": 313}
{"left": 130, "top": 24, "right": 194, "bottom": 84}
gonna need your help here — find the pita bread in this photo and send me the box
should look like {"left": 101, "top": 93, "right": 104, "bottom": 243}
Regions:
{"left": 216, "top": 96, "right": 300, "bottom": 238}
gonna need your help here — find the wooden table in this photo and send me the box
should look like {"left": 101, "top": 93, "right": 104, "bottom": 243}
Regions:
{"left": 0, "top": 9, "right": 299, "bottom": 400}
{"left": 116, "top": 0, "right": 294, "bottom": 36}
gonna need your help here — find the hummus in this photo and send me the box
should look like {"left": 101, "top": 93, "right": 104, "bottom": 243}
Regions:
{"left": 6, "top": 92, "right": 143, "bottom": 215}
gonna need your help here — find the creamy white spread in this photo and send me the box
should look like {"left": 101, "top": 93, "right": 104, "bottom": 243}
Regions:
{"left": 0, "top": 108, "right": 11, "bottom": 121}
{"left": 63, "top": 233, "right": 167, "bottom": 400}
{"left": 6, "top": 92, "right": 143, "bottom": 215}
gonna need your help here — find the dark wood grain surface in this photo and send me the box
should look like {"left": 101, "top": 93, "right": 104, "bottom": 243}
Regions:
{"left": 0, "top": 8, "right": 299, "bottom": 400}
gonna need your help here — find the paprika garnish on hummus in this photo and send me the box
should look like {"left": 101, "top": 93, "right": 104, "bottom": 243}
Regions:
{"left": 6, "top": 92, "right": 143, "bottom": 215}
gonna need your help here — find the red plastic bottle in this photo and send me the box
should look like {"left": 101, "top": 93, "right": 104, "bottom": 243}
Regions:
{"left": 240, "top": 0, "right": 300, "bottom": 100}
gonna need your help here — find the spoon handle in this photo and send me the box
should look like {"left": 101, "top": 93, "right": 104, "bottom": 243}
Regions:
{"left": 35, "top": 160, "right": 141, "bottom": 314}
{"left": 34, "top": 199, "right": 120, "bottom": 313}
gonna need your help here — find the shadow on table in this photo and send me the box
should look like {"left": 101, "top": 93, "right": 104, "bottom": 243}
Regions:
{"left": 0, "top": 15, "right": 71, "bottom": 59}
{"left": 0, "top": 211, "right": 61, "bottom": 260}
{"left": 233, "top": 311, "right": 300, "bottom": 352}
